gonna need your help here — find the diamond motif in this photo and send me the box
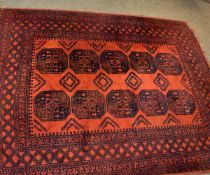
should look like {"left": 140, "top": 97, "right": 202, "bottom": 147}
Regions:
{"left": 33, "top": 73, "right": 46, "bottom": 92}
{"left": 59, "top": 72, "right": 80, "bottom": 92}
{"left": 153, "top": 73, "right": 169, "bottom": 91}
{"left": 192, "top": 112, "right": 202, "bottom": 123}
{"left": 98, "top": 117, "right": 119, "bottom": 130}
{"left": 93, "top": 73, "right": 113, "bottom": 91}
{"left": 88, "top": 41, "right": 106, "bottom": 52}
{"left": 61, "top": 118, "right": 84, "bottom": 131}
{"left": 181, "top": 74, "right": 192, "bottom": 91}
{"left": 132, "top": 115, "right": 151, "bottom": 128}
{"left": 143, "top": 44, "right": 158, "bottom": 54}
{"left": 125, "top": 72, "right": 142, "bottom": 90}
{"left": 36, "top": 40, "right": 46, "bottom": 50}
{"left": 58, "top": 40, "right": 77, "bottom": 51}
{"left": 116, "top": 42, "right": 133, "bottom": 52}
{"left": 163, "top": 113, "right": 181, "bottom": 125}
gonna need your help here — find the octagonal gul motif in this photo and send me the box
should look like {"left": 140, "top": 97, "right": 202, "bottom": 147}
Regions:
{"left": 138, "top": 90, "right": 168, "bottom": 116}
{"left": 72, "top": 90, "right": 105, "bottom": 119}
{"left": 100, "top": 50, "right": 130, "bottom": 74}
{"left": 69, "top": 49, "right": 100, "bottom": 74}
{"left": 167, "top": 90, "right": 196, "bottom": 115}
{"left": 34, "top": 91, "right": 70, "bottom": 121}
{"left": 36, "top": 48, "right": 68, "bottom": 74}
{"left": 106, "top": 90, "right": 138, "bottom": 118}
{"left": 129, "top": 52, "right": 157, "bottom": 74}
{"left": 155, "top": 53, "right": 183, "bottom": 75}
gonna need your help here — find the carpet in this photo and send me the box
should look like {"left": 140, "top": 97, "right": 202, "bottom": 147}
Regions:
{"left": 0, "top": 9, "right": 209, "bottom": 175}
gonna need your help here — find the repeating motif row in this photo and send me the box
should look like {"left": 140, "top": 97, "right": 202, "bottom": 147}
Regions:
{"left": 34, "top": 89, "right": 196, "bottom": 121}
{"left": 36, "top": 48, "right": 182, "bottom": 75}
